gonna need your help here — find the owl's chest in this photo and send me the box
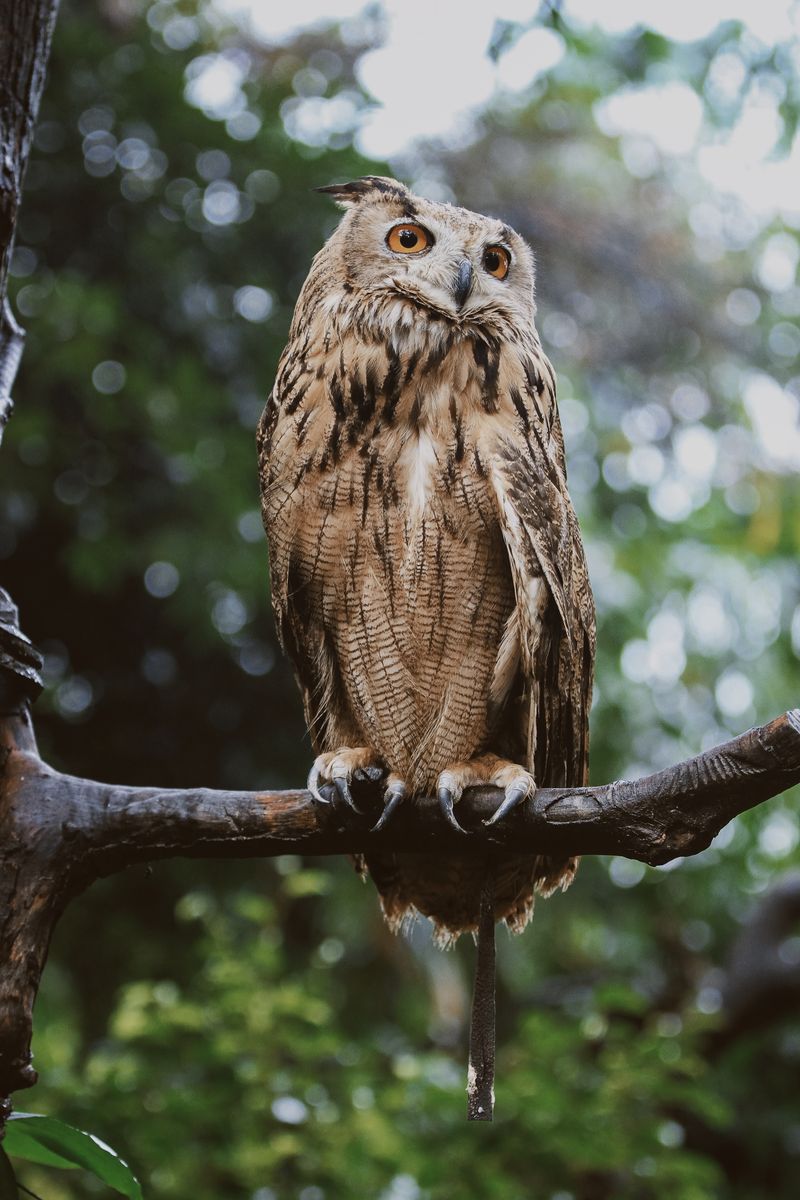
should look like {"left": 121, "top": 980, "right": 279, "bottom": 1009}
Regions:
{"left": 376, "top": 363, "right": 497, "bottom": 531}
{"left": 276, "top": 343, "right": 510, "bottom": 610}
{"left": 357, "top": 393, "right": 508, "bottom": 629}
{"left": 392, "top": 424, "right": 495, "bottom": 536}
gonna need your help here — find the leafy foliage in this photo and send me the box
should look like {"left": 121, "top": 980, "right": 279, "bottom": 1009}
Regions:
{"left": 21, "top": 890, "right": 732, "bottom": 1199}
{"left": 4, "top": 1114, "right": 142, "bottom": 1197}
{"left": 1, "top": 1, "right": 799, "bottom": 1197}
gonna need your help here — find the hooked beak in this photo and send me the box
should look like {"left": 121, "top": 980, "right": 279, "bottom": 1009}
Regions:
{"left": 453, "top": 258, "right": 473, "bottom": 310}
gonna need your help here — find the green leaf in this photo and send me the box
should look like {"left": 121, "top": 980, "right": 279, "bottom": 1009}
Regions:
{"left": 2, "top": 1123, "right": 78, "bottom": 1170}
{"left": 0, "top": 1147, "right": 17, "bottom": 1200}
{"left": 5, "top": 1115, "right": 142, "bottom": 1199}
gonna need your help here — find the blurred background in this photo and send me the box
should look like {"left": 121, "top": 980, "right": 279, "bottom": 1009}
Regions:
{"left": 2, "top": 0, "right": 800, "bottom": 1195}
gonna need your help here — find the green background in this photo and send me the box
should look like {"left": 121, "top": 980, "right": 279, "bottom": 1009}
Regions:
{"left": 2, "top": 1, "right": 799, "bottom": 1196}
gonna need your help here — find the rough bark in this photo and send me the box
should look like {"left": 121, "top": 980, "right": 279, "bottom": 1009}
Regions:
{"left": 0, "top": 0, "right": 60, "bottom": 441}
{"left": 1, "top": 590, "right": 799, "bottom": 1103}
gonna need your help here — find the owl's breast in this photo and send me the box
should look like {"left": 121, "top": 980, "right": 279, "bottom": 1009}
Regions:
{"left": 263, "top": 328, "right": 522, "bottom": 788}
{"left": 334, "top": 374, "right": 513, "bottom": 788}
{"left": 392, "top": 361, "right": 496, "bottom": 527}
{"left": 397, "top": 426, "right": 439, "bottom": 522}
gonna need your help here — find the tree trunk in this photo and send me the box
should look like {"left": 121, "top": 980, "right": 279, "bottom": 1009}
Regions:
{"left": 0, "top": 0, "right": 60, "bottom": 442}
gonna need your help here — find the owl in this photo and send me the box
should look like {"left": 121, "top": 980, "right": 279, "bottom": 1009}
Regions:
{"left": 258, "top": 176, "right": 595, "bottom": 945}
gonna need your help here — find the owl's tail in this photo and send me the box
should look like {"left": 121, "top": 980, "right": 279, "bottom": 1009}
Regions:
{"left": 467, "top": 864, "right": 496, "bottom": 1121}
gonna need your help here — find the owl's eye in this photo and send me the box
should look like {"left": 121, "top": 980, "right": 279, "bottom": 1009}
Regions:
{"left": 483, "top": 245, "right": 511, "bottom": 280}
{"left": 386, "top": 223, "right": 433, "bottom": 254}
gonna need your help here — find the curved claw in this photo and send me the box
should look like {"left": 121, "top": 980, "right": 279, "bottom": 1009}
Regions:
{"left": 333, "top": 776, "right": 361, "bottom": 816}
{"left": 438, "top": 786, "right": 470, "bottom": 835}
{"left": 307, "top": 763, "right": 331, "bottom": 805}
{"left": 484, "top": 783, "right": 530, "bottom": 827}
{"left": 371, "top": 786, "right": 406, "bottom": 833}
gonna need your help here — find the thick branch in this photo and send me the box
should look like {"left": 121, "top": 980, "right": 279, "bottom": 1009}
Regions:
{"left": 3, "top": 709, "right": 799, "bottom": 876}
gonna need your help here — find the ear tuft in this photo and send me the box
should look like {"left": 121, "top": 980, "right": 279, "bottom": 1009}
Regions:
{"left": 314, "top": 176, "right": 409, "bottom": 207}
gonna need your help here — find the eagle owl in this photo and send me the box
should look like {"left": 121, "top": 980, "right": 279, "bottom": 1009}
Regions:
{"left": 258, "top": 176, "right": 595, "bottom": 945}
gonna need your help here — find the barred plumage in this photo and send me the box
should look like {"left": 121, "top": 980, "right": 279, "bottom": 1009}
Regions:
{"left": 258, "top": 177, "right": 595, "bottom": 944}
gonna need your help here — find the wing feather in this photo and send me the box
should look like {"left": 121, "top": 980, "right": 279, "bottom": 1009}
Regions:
{"left": 491, "top": 351, "right": 595, "bottom": 790}
{"left": 257, "top": 366, "right": 345, "bottom": 754}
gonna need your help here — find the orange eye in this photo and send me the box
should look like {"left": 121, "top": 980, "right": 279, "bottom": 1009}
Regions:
{"left": 386, "top": 223, "right": 433, "bottom": 254}
{"left": 483, "top": 245, "right": 510, "bottom": 280}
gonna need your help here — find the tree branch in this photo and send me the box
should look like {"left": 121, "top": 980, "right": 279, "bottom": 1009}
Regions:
{"left": 1, "top": 589, "right": 799, "bottom": 1102}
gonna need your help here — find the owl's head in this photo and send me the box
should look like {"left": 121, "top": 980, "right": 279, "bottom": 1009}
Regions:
{"left": 316, "top": 176, "right": 537, "bottom": 335}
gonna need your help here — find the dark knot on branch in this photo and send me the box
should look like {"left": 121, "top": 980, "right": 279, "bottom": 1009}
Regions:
{"left": 0, "top": 587, "right": 43, "bottom": 705}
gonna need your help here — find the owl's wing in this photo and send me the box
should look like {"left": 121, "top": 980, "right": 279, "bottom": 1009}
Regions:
{"left": 490, "top": 358, "right": 595, "bottom": 790}
{"left": 257, "top": 364, "right": 339, "bottom": 754}
{"left": 257, "top": 388, "right": 307, "bottom": 706}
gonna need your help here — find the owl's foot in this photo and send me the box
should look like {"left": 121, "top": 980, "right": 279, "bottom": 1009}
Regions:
{"left": 436, "top": 754, "right": 536, "bottom": 834}
{"left": 308, "top": 749, "right": 408, "bottom": 833}
{"left": 308, "top": 747, "right": 384, "bottom": 814}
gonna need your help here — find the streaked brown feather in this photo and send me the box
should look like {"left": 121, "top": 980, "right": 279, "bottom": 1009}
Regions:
{"left": 258, "top": 178, "right": 595, "bottom": 943}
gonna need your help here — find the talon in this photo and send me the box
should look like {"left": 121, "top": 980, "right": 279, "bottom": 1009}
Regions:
{"left": 371, "top": 786, "right": 407, "bottom": 833}
{"left": 308, "top": 763, "right": 329, "bottom": 804}
{"left": 438, "top": 786, "right": 470, "bottom": 835}
{"left": 333, "top": 776, "right": 360, "bottom": 815}
{"left": 484, "top": 783, "right": 530, "bottom": 827}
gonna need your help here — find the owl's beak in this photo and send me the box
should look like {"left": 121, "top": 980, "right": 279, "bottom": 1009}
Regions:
{"left": 453, "top": 259, "right": 474, "bottom": 310}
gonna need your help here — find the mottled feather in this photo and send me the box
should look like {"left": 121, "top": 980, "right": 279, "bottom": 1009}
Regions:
{"left": 258, "top": 177, "right": 595, "bottom": 943}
